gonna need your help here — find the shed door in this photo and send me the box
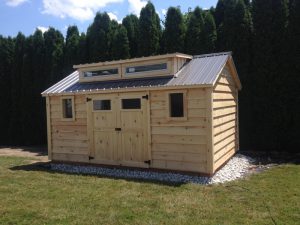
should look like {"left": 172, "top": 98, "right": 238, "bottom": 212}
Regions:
{"left": 119, "top": 93, "right": 149, "bottom": 167}
{"left": 89, "top": 94, "right": 119, "bottom": 164}
{"left": 88, "top": 92, "right": 150, "bottom": 167}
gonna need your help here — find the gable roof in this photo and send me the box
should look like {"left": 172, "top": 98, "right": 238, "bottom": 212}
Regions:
{"left": 42, "top": 52, "right": 241, "bottom": 96}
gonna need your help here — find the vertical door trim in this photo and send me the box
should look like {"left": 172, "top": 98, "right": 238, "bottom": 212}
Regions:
{"left": 86, "top": 95, "right": 95, "bottom": 158}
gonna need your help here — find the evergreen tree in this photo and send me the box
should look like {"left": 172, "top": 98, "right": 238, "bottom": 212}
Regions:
{"left": 64, "top": 26, "right": 80, "bottom": 74}
{"left": 18, "top": 30, "right": 47, "bottom": 145}
{"left": 185, "top": 7, "right": 205, "bottom": 55}
{"left": 216, "top": 0, "right": 237, "bottom": 50}
{"left": 0, "top": 36, "right": 14, "bottom": 144}
{"left": 86, "top": 12, "right": 111, "bottom": 62}
{"left": 78, "top": 32, "right": 88, "bottom": 63}
{"left": 31, "top": 30, "right": 47, "bottom": 144}
{"left": 217, "top": 0, "right": 253, "bottom": 68}
{"left": 122, "top": 14, "right": 139, "bottom": 57}
{"left": 44, "top": 28, "right": 64, "bottom": 85}
{"left": 138, "top": 2, "right": 161, "bottom": 56}
{"left": 243, "top": 0, "right": 250, "bottom": 6}
{"left": 183, "top": 9, "right": 193, "bottom": 26}
{"left": 20, "top": 35, "right": 35, "bottom": 144}
{"left": 252, "top": 0, "right": 289, "bottom": 150}
{"left": 111, "top": 25, "right": 130, "bottom": 60}
{"left": 215, "top": 0, "right": 225, "bottom": 28}
{"left": 107, "top": 20, "right": 120, "bottom": 60}
{"left": 9, "top": 32, "right": 26, "bottom": 144}
{"left": 163, "top": 7, "right": 185, "bottom": 53}
{"left": 288, "top": 0, "right": 300, "bottom": 79}
{"left": 283, "top": 0, "right": 300, "bottom": 150}
{"left": 202, "top": 12, "right": 217, "bottom": 53}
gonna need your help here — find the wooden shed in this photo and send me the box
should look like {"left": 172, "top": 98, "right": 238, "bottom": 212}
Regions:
{"left": 42, "top": 52, "right": 241, "bottom": 175}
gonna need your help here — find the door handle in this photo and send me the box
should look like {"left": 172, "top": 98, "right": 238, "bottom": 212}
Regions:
{"left": 115, "top": 128, "right": 122, "bottom": 131}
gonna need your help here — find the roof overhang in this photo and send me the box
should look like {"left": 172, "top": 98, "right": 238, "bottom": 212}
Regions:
{"left": 41, "top": 83, "right": 213, "bottom": 97}
{"left": 227, "top": 55, "right": 242, "bottom": 90}
{"left": 211, "top": 54, "right": 242, "bottom": 90}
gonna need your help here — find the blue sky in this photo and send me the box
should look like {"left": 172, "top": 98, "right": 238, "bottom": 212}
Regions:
{"left": 0, "top": 0, "right": 218, "bottom": 37}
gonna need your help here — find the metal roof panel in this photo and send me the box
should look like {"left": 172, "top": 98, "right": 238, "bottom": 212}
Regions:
{"left": 42, "top": 52, "right": 231, "bottom": 95}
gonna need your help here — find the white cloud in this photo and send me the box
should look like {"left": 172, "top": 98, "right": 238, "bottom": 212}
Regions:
{"left": 41, "top": 0, "right": 123, "bottom": 21}
{"left": 128, "top": 0, "right": 147, "bottom": 16}
{"left": 107, "top": 12, "right": 122, "bottom": 23}
{"left": 108, "top": 12, "right": 117, "bottom": 21}
{"left": 161, "top": 9, "right": 167, "bottom": 16}
{"left": 37, "top": 26, "right": 49, "bottom": 33}
{"left": 6, "top": 0, "right": 28, "bottom": 7}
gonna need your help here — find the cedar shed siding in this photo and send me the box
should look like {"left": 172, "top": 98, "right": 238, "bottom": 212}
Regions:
{"left": 212, "top": 66, "right": 239, "bottom": 172}
{"left": 49, "top": 95, "right": 89, "bottom": 162}
{"left": 150, "top": 88, "right": 210, "bottom": 173}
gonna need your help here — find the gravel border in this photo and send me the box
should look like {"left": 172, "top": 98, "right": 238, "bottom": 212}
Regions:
{"left": 50, "top": 153, "right": 263, "bottom": 185}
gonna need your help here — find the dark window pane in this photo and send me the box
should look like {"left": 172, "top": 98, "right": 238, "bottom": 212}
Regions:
{"left": 84, "top": 68, "right": 118, "bottom": 77}
{"left": 63, "top": 99, "right": 73, "bottom": 118}
{"left": 170, "top": 93, "right": 184, "bottom": 117}
{"left": 126, "top": 63, "right": 167, "bottom": 74}
{"left": 122, "top": 98, "right": 141, "bottom": 109}
{"left": 93, "top": 100, "right": 111, "bottom": 110}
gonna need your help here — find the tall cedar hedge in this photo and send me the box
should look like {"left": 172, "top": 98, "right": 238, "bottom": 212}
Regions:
{"left": 0, "top": 0, "right": 299, "bottom": 152}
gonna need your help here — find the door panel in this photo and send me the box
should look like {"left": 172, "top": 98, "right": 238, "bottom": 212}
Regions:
{"left": 94, "top": 131, "right": 116, "bottom": 161}
{"left": 88, "top": 92, "right": 149, "bottom": 167}
{"left": 120, "top": 109, "right": 146, "bottom": 164}
{"left": 93, "top": 111, "right": 116, "bottom": 128}
{"left": 90, "top": 95, "right": 118, "bottom": 162}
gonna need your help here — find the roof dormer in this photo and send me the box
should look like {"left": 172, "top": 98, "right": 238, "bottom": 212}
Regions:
{"left": 73, "top": 53, "right": 192, "bottom": 83}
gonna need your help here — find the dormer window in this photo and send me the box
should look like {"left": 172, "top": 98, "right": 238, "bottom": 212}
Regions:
{"left": 126, "top": 63, "right": 167, "bottom": 74}
{"left": 83, "top": 68, "right": 118, "bottom": 77}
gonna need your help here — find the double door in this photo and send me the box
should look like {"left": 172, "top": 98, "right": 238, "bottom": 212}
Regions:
{"left": 87, "top": 92, "right": 150, "bottom": 168}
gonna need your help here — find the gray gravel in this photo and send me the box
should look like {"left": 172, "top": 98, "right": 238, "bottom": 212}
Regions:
{"left": 50, "top": 153, "right": 256, "bottom": 185}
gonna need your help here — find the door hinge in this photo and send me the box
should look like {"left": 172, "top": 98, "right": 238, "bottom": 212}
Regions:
{"left": 86, "top": 97, "right": 92, "bottom": 102}
{"left": 89, "top": 156, "right": 94, "bottom": 160}
{"left": 142, "top": 95, "right": 149, "bottom": 100}
{"left": 115, "top": 128, "right": 122, "bottom": 131}
{"left": 144, "top": 160, "right": 151, "bottom": 165}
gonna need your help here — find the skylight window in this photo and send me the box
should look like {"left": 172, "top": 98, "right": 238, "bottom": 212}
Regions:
{"left": 83, "top": 68, "right": 118, "bottom": 77}
{"left": 126, "top": 63, "right": 167, "bottom": 74}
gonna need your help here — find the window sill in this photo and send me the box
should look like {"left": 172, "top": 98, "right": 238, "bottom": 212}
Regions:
{"left": 61, "top": 118, "right": 75, "bottom": 122}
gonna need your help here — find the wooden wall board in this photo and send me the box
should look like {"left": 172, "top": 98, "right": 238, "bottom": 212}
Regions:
{"left": 212, "top": 66, "right": 239, "bottom": 172}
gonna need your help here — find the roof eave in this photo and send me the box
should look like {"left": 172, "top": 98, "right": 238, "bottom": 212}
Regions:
{"left": 43, "top": 83, "right": 213, "bottom": 96}
{"left": 227, "top": 56, "right": 242, "bottom": 90}
{"left": 211, "top": 55, "right": 242, "bottom": 90}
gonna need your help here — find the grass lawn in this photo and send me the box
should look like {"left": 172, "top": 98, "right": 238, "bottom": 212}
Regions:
{"left": 0, "top": 156, "right": 299, "bottom": 225}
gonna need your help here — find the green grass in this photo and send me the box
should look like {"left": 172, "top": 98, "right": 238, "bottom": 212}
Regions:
{"left": 0, "top": 156, "right": 299, "bottom": 225}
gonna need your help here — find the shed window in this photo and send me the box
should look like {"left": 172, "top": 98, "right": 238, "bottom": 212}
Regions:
{"left": 83, "top": 68, "right": 118, "bottom": 77}
{"left": 62, "top": 98, "right": 73, "bottom": 119}
{"left": 93, "top": 100, "right": 111, "bottom": 110}
{"left": 169, "top": 93, "right": 184, "bottom": 117}
{"left": 126, "top": 63, "right": 167, "bottom": 74}
{"left": 122, "top": 98, "right": 141, "bottom": 109}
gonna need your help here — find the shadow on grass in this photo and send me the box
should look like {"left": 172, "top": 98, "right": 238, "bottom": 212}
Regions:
{"left": 0, "top": 145, "right": 47, "bottom": 156}
{"left": 240, "top": 150, "right": 300, "bottom": 165}
{"left": 9, "top": 161, "right": 185, "bottom": 187}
